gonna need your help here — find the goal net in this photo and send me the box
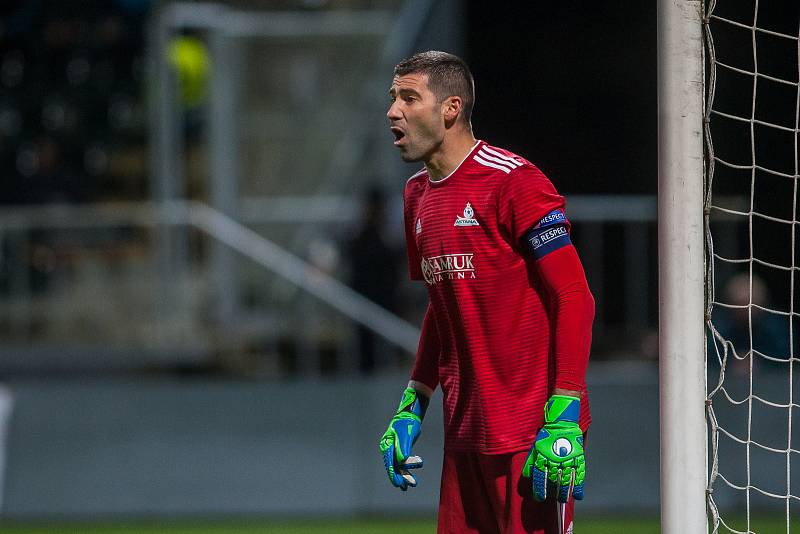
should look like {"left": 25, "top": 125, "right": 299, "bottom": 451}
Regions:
{"left": 704, "top": 1, "right": 800, "bottom": 532}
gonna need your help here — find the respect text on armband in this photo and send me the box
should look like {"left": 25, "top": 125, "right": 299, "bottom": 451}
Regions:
{"left": 535, "top": 210, "right": 566, "bottom": 228}
{"left": 531, "top": 226, "right": 568, "bottom": 250}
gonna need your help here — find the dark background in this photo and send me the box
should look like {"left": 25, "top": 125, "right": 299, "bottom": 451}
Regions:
{"left": 466, "top": 2, "right": 657, "bottom": 196}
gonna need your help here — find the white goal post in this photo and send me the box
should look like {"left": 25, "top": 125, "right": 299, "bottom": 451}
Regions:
{"left": 658, "top": 1, "right": 707, "bottom": 533}
{"left": 665, "top": 1, "right": 800, "bottom": 531}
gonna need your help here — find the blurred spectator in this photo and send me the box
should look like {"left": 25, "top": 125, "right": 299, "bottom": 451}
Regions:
{"left": 2, "top": 137, "right": 88, "bottom": 294}
{"left": 7, "top": 136, "right": 87, "bottom": 205}
{"left": 348, "top": 187, "right": 401, "bottom": 373}
{"left": 0, "top": 1, "right": 148, "bottom": 205}
{"left": 168, "top": 34, "right": 210, "bottom": 112}
{"left": 711, "top": 273, "right": 793, "bottom": 376}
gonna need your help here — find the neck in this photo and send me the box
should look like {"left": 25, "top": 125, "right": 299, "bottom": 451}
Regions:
{"left": 425, "top": 129, "right": 477, "bottom": 181}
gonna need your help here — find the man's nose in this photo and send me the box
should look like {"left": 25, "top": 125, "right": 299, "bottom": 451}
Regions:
{"left": 387, "top": 101, "right": 401, "bottom": 120}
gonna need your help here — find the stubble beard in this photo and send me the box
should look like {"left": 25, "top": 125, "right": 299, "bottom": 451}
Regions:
{"left": 398, "top": 133, "right": 441, "bottom": 164}
{"left": 399, "top": 149, "right": 422, "bottom": 163}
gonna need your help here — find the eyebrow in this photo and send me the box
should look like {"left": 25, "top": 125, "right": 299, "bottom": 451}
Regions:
{"left": 389, "top": 87, "right": 421, "bottom": 98}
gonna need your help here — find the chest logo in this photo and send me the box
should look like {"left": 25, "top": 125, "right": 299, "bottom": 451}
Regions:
{"left": 454, "top": 202, "right": 480, "bottom": 227}
{"left": 420, "top": 253, "right": 476, "bottom": 285}
{"left": 415, "top": 218, "right": 422, "bottom": 234}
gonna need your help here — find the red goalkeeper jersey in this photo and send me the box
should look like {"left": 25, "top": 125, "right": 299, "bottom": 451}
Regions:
{"left": 404, "top": 140, "right": 593, "bottom": 453}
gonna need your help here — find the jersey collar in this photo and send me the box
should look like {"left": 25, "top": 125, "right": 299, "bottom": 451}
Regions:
{"left": 428, "top": 140, "right": 482, "bottom": 185}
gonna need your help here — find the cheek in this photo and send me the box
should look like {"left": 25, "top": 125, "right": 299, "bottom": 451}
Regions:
{"left": 414, "top": 112, "right": 443, "bottom": 139}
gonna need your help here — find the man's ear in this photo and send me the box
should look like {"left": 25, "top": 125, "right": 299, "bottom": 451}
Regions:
{"left": 442, "top": 96, "right": 463, "bottom": 126}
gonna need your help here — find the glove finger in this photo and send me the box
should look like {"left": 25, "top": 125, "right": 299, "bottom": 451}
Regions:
{"left": 561, "top": 464, "right": 575, "bottom": 486}
{"left": 546, "top": 462, "right": 562, "bottom": 483}
{"left": 402, "top": 455, "right": 424, "bottom": 470}
{"left": 558, "top": 482, "right": 571, "bottom": 503}
{"left": 575, "top": 456, "right": 586, "bottom": 486}
{"left": 559, "top": 467, "right": 578, "bottom": 503}
{"left": 573, "top": 482, "right": 585, "bottom": 500}
{"left": 522, "top": 450, "right": 535, "bottom": 478}
{"left": 400, "top": 468, "right": 417, "bottom": 488}
{"left": 382, "top": 444, "right": 394, "bottom": 476}
{"left": 532, "top": 466, "right": 547, "bottom": 502}
{"left": 383, "top": 445, "right": 407, "bottom": 489}
{"left": 393, "top": 469, "right": 408, "bottom": 490}
{"left": 393, "top": 438, "right": 407, "bottom": 464}
{"left": 393, "top": 419, "right": 420, "bottom": 460}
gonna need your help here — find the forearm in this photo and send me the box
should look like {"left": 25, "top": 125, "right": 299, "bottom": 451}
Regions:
{"left": 552, "top": 282, "right": 594, "bottom": 391}
{"left": 553, "top": 387, "right": 582, "bottom": 399}
{"left": 408, "top": 380, "right": 434, "bottom": 399}
{"left": 536, "top": 245, "right": 595, "bottom": 392}
{"left": 409, "top": 303, "right": 440, "bottom": 392}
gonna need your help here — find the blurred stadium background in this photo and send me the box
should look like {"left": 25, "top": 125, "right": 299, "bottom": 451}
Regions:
{"left": 0, "top": 0, "right": 788, "bottom": 532}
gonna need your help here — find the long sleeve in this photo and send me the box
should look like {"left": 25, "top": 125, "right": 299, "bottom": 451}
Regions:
{"left": 534, "top": 244, "right": 595, "bottom": 391}
{"left": 409, "top": 303, "right": 440, "bottom": 391}
{"left": 495, "top": 163, "right": 593, "bottom": 392}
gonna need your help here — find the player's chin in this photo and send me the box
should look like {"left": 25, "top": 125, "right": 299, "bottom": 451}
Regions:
{"left": 397, "top": 146, "right": 422, "bottom": 163}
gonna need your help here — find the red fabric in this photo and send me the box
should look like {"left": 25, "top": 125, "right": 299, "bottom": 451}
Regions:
{"left": 410, "top": 303, "right": 440, "bottom": 391}
{"left": 405, "top": 141, "right": 592, "bottom": 453}
{"left": 437, "top": 450, "right": 575, "bottom": 534}
{"left": 403, "top": 167, "right": 428, "bottom": 281}
{"left": 535, "top": 246, "right": 595, "bottom": 392}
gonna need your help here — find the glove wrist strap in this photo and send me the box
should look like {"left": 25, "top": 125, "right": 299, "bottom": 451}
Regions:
{"left": 544, "top": 394, "right": 580, "bottom": 424}
{"left": 397, "top": 387, "right": 429, "bottom": 420}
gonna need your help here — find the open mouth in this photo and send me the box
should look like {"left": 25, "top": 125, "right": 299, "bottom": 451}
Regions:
{"left": 390, "top": 127, "right": 406, "bottom": 145}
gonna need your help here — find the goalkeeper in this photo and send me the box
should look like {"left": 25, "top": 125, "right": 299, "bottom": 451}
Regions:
{"left": 379, "top": 51, "right": 594, "bottom": 534}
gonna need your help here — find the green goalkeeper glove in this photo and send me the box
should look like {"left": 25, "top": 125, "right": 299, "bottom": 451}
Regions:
{"left": 378, "top": 387, "right": 428, "bottom": 491}
{"left": 522, "top": 395, "right": 585, "bottom": 503}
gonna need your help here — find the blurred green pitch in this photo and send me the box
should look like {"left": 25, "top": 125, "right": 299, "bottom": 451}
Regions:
{"left": 2, "top": 515, "right": 798, "bottom": 533}
{"left": 2, "top": 516, "right": 654, "bottom": 534}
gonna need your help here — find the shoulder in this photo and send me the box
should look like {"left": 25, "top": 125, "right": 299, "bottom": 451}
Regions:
{"left": 472, "top": 143, "right": 555, "bottom": 194}
{"left": 471, "top": 143, "right": 552, "bottom": 191}
{"left": 404, "top": 167, "right": 428, "bottom": 202}
{"left": 472, "top": 143, "right": 532, "bottom": 176}
{"left": 405, "top": 167, "right": 428, "bottom": 188}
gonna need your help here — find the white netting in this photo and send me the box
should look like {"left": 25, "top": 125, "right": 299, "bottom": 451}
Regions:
{"left": 705, "top": 1, "right": 800, "bottom": 532}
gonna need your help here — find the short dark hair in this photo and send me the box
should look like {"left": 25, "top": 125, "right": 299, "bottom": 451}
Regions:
{"left": 394, "top": 51, "right": 475, "bottom": 124}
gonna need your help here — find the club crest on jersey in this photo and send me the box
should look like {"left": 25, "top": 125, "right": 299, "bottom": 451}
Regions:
{"left": 454, "top": 202, "right": 480, "bottom": 227}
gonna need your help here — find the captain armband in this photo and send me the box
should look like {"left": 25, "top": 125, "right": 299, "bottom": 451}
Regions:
{"left": 524, "top": 209, "right": 572, "bottom": 260}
